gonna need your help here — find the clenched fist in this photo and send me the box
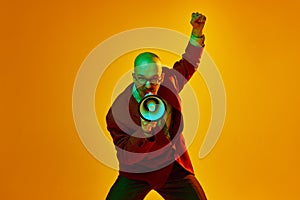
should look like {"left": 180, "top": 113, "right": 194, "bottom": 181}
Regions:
{"left": 190, "top": 12, "right": 206, "bottom": 38}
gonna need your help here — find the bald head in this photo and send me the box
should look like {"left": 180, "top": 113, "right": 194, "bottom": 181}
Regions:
{"left": 134, "top": 52, "right": 162, "bottom": 77}
{"left": 134, "top": 52, "right": 161, "bottom": 68}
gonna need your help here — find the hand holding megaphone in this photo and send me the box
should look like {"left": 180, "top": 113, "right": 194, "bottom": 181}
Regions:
{"left": 141, "top": 118, "right": 157, "bottom": 133}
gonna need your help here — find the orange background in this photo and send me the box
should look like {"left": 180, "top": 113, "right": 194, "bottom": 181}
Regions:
{"left": 1, "top": 0, "right": 300, "bottom": 199}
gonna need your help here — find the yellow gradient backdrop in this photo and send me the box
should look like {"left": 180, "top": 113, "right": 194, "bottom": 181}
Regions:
{"left": 1, "top": 0, "right": 299, "bottom": 199}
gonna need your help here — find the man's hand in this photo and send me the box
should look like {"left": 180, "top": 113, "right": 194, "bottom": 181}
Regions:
{"left": 190, "top": 12, "right": 206, "bottom": 37}
{"left": 141, "top": 118, "right": 157, "bottom": 134}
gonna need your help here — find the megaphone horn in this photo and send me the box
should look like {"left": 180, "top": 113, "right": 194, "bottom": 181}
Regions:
{"left": 138, "top": 94, "right": 166, "bottom": 122}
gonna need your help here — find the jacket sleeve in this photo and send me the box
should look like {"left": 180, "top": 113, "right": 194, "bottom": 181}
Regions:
{"left": 172, "top": 41, "right": 204, "bottom": 91}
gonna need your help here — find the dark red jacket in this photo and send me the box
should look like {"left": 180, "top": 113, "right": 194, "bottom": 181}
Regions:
{"left": 106, "top": 57, "right": 199, "bottom": 188}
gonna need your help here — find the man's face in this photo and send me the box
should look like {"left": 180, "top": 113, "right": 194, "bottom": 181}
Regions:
{"left": 133, "top": 61, "right": 164, "bottom": 98}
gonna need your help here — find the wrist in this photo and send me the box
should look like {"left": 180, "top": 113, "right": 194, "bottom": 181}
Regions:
{"left": 142, "top": 131, "right": 155, "bottom": 142}
{"left": 192, "top": 29, "right": 203, "bottom": 38}
{"left": 190, "top": 34, "right": 205, "bottom": 47}
{"left": 143, "top": 131, "right": 152, "bottom": 137}
{"left": 191, "top": 34, "right": 204, "bottom": 39}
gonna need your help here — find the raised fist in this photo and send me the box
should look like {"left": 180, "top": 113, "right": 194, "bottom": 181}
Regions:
{"left": 190, "top": 12, "right": 206, "bottom": 37}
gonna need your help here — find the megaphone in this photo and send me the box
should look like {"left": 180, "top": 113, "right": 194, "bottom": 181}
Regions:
{"left": 138, "top": 94, "right": 166, "bottom": 122}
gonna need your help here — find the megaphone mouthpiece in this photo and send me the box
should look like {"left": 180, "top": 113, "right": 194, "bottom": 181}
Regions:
{"left": 147, "top": 101, "right": 156, "bottom": 112}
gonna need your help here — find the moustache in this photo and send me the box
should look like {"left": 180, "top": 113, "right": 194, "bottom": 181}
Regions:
{"left": 142, "top": 88, "right": 156, "bottom": 93}
{"left": 136, "top": 85, "right": 156, "bottom": 92}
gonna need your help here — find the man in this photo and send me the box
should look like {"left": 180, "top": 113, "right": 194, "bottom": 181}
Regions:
{"left": 106, "top": 12, "right": 207, "bottom": 200}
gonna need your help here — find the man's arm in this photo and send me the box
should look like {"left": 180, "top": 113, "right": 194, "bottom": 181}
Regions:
{"left": 182, "top": 12, "right": 206, "bottom": 68}
{"left": 173, "top": 12, "right": 206, "bottom": 91}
